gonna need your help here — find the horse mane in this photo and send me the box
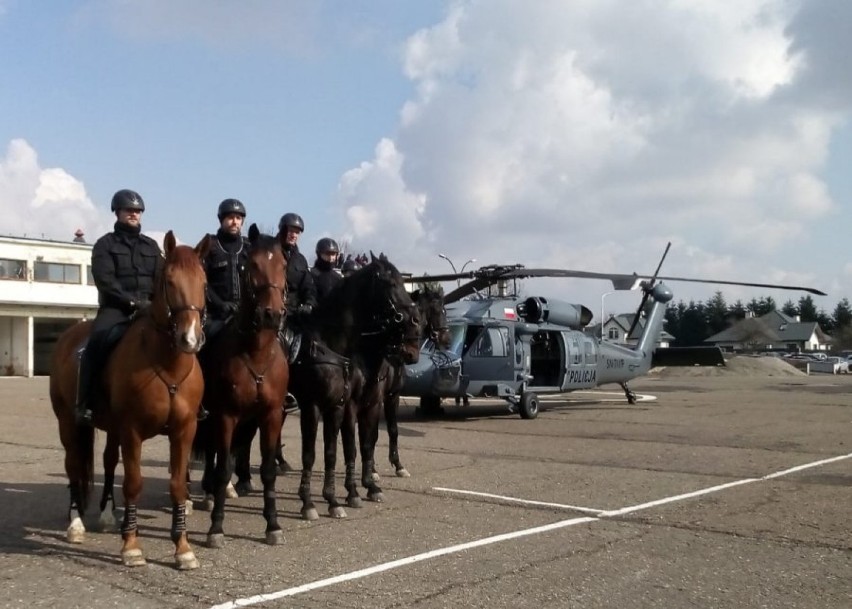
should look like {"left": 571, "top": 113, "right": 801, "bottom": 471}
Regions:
{"left": 249, "top": 233, "right": 280, "bottom": 252}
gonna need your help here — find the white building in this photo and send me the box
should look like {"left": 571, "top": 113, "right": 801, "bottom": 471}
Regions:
{"left": 0, "top": 235, "right": 97, "bottom": 376}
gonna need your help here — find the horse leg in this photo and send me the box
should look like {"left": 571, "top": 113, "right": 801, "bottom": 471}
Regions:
{"left": 342, "top": 399, "right": 362, "bottom": 509}
{"left": 97, "top": 431, "right": 120, "bottom": 532}
{"left": 359, "top": 400, "right": 384, "bottom": 503}
{"left": 321, "top": 402, "right": 346, "bottom": 519}
{"left": 207, "top": 415, "right": 236, "bottom": 549}
{"left": 119, "top": 430, "right": 146, "bottom": 567}
{"left": 385, "top": 389, "right": 409, "bottom": 478}
{"left": 201, "top": 444, "right": 216, "bottom": 511}
{"left": 258, "top": 407, "right": 284, "bottom": 544}
{"left": 298, "top": 402, "right": 320, "bottom": 521}
{"left": 169, "top": 416, "right": 199, "bottom": 570}
{"left": 274, "top": 414, "right": 293, "bottom": 473}
{"left": 59, "top": 415, "right": 94, "bottom": 544}
{"left": 233, "top": 422, "right": 255, "bottom": 496}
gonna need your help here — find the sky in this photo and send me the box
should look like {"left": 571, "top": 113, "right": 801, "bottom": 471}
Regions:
{"left": 1, "top": 0, "right": 851, "bottom": 319}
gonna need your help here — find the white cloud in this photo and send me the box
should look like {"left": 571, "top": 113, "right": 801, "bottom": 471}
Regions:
{"left": 339, "top": 0, "right": 846, "bottom": 306}
{"left": 0, "top": 139, "right": 109, "bottom": 242}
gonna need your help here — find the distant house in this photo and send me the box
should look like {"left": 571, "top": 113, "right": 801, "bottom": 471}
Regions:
{"left": 587, "top": 313, "right": 674, "bottom": 349}
{"left": 704, "top": 310, "right": 832, "bottom": 352}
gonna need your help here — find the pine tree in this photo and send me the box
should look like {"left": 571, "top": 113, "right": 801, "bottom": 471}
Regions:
{"left": 832, "top": 298, "right": 852, "bottom": 329}
{"left": 781, "top": 299, "right": 798, "bottom": 317}
{"left": 797, "top": 295, "right": 818, "bottom": 322}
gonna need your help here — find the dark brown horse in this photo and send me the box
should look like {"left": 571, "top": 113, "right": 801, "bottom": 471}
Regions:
{"left": 373, "top": 285, "right": 450, "bottom": 480}
{"left": 293, "top": 253, "right": 421, "bottom": 519}
{"left": 194, "top": 224, "right": 288, "bottom": 547}
{"left": 49, "top": 232, "right": 211, "bottom": 569}
{"left": 339, "top": 254, "right": 422, "bottom": 507}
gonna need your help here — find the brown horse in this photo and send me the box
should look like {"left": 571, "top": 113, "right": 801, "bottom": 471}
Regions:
{"left": 194, "top": 224, "right": 288, "bottom": 548}
{"left": 49, "top": 231, "right": 211, "bottom": 569}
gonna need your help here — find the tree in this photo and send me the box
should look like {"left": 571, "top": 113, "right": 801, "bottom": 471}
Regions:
{"left": 678, "top": 300, "right": 708, "bottom": 346}
{"left": 728, "top": 299, "right": 747, "bottom": 320}
{"left": 797, "top": 295, "right": 818, "bottom": 322}
{"left": 832, "top": 298, "right": 852, "bottom": 330}
{"left": 816, "top": 309, "right": 833, "bottom": 333}
{"left": 705, "top": 291, "right": 728, "bottom": 335}
{"left": 781, "top": 299, "right": 798, "bottom": 317}
{"left": 747, "top": 296, "right": 776, "bottom": 317}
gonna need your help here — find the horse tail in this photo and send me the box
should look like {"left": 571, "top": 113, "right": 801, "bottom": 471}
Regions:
{"left": 75, "top": 424, "right": 96, "bottom": 513}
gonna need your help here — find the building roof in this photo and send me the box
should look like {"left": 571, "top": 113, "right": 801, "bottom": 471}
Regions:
{"left": 705, "top": 310, "right": 832, "bottom": 344}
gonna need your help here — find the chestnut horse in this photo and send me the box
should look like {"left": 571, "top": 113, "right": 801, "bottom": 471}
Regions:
{"left": 49, "top": 232, "right": 210, "bottom": 569}
{"left": 194, "top": 224, "right": 288, "bottom": 548}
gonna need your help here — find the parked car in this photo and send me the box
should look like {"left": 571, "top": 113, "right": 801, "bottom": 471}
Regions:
{"left": 825, "top": 357, "right": 850, "bottom": 374}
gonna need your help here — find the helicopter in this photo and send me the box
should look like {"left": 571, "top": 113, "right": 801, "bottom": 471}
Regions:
{"left": 401, "top": 244, "right": 826, "bottom": 419}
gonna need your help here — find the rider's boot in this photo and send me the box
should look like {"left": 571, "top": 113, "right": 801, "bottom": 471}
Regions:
{"left": 75, "top": 348, "right": 95, "bottom": 426}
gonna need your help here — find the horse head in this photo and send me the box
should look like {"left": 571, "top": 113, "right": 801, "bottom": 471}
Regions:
{"left": 412, "top": 285, "right": 451, "bottom": 349}
{"left": 356, "top": 253, "right": 422, "bottom": 365}
{"left": 153, "top": 231, "right": 211, "bottom": 354}
{"left": 243, "top": 224, "right": 287, "bottom": 331}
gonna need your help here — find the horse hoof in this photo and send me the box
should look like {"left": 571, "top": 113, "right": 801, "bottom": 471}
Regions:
{"left": 175, "top": 551, "right": 199, "bottom": 570}
{"left": 98, "top": 510, "right": 117, "bottom": 533}
{"left": 329, "top": 506, "right": 347, "bottom": 519}
{"left": 368, "top": 491, "right": 385, "bottom": 503}
{"left": 265, "top": 530, "right": 285, "bottom": 546}
{"left": 207, "top": 533, "right": 225, "bottom": 549}
{"left": 370, "top": 472, "right": 381, "bottom": 483}
{"left": 184, "top": 500, "right": 194, "bottom": 516}
{"left": 225, "top": 482, "right": 239, "bottom": 499}
{"left": 121, "top": 549, "right": 146, "bottom": 567}
{"left": 346, "top": 496, "right": 363, "bottom": 509}
{"left": 301, "top": 507, "right": 319, "bottom": 521}
{"left": 234, "top": 481, "right": 253, "bottom": 497}
{"left": 67, "top": 517, "right": 86, "bottom": 544}
{"left": 395, "top": 468, "right": 411, "bottom": 478}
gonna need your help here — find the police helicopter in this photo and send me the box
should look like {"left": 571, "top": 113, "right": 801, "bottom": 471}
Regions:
{"left": 401, "top": 244, "right": 826, "bottom": 419}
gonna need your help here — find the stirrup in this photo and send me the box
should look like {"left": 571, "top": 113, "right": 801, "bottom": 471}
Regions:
{"left": 284, "top": 393, "right": 299, "bottom": 413}
{"left": 76, "top": 406, "right": 94, "bottom": 426}
{"left": 197, "top": 405, "right": 209, "bottom": 421}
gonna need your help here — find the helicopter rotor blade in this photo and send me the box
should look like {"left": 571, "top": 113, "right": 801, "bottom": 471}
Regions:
{"left": 627, "top": 242, "right": 671, "bottom": 339}
{"left": 652, "top": 276, "right": 826, "bottom": 296}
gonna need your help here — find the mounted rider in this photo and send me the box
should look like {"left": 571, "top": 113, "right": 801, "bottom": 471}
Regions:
{"left": 341, "top": 255, "right": 362, "bottom": 277}
{"left": 278, "top": 212, "right": 317, "bottom": 341}
{"left": 76, "top": 189, "right": 163, "bottom": 425}
{"left": 311, "top": 237, "right": 343, "bottom": 301}
{"left": 202, "top": 198, "right": 249, "bottom": 339}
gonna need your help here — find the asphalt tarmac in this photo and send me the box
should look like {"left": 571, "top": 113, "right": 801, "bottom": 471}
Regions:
{"left": 0, "top": 374, "right": 849, "bottom": 609}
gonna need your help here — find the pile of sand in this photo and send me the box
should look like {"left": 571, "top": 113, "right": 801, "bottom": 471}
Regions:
{"left": 650, "top": 355, "right": 807, "bottom": 378}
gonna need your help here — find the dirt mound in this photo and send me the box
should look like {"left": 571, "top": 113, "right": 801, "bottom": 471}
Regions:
{"left": 650, "top": 355, "right": 807, "bottom": 377}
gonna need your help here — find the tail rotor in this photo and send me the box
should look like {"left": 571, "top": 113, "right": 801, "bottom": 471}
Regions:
{"left": 626, "top": 242, "right": 671, "bottom": 339}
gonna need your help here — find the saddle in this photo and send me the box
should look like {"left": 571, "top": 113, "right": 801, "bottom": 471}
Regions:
{"left": 75, "top": 321, "right": 131, "bottom": 405}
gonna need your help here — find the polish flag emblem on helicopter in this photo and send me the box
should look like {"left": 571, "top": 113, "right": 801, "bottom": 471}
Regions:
{"left": 503, "top": 307, "right": 517, "bottom": 320}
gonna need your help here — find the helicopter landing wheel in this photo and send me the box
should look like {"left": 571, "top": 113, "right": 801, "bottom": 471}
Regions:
{"left": 518, "top": 392, "right": 539, "bottom": 420}
{"left": 626, "top": 392, "right": 637, "bottom": 405}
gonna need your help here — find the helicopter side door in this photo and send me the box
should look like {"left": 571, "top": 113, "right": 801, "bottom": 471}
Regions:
{"left": 561, "top": 331, "right": 598, "bottom": 390}
{"left": 461, "top": 323, "right": 520, "bottom": 398}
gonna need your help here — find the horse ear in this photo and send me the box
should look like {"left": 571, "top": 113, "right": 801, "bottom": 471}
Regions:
{"left": 164, "top": 231, "right": 177, "bottom": 255}
{"left": 194, "top": 233, "right": 212, "bottom": 260}
{"left": 248, "top": 223, "right": 259, "bottom": 243}
{"left": 370, "top": 251, "right": 377, "bottom": 263}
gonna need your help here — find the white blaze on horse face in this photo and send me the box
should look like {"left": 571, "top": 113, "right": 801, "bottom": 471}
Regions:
{"left": 184, "top": 317, "right": 200, "bottom": 351}
{"left": 268, "top": 252, "right": 273, "bottom": 261}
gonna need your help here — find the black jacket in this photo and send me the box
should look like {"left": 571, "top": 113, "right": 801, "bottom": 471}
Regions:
{"left": 91, "top": 222, "right": 163, "bottom": 315}
{"left": 203, "top": 230, "right": 249, "bottom": 319}
{"left": 284, "top": 244, "right": 317, "bottom": 311}
{"left": 311, "top": 258, "right": 343, "bottom": 302}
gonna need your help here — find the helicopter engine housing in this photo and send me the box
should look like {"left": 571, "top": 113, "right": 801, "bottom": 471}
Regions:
{"left": 517, "top": 297, "right": 593, "bottom": 329}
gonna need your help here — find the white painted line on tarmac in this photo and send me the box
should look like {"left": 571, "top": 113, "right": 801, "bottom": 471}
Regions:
{"left": 433, "top": 487, "right": 606, "bottom": 515}
{"left": 210, "top": 451, "right": 852, "bottom": 609}
{"left": 209, "top": 516, "right": 598, "bottom": 609}
{"left": 539, "top": 392, "right": 657, "bottom": 403}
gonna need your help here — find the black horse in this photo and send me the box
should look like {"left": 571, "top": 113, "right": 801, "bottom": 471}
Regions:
{"left": 372, "top": 285, "right": 450, "bottom": 480}
{"left": 294, "top": 253, "right": 421, "bottom": 519}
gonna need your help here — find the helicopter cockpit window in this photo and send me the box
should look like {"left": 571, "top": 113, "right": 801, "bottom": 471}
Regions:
{"left": 447, "top": 323, "right": 466, "bottom": 356}
{"left": 471, "top": 327, "right": 509, "bottom": 358}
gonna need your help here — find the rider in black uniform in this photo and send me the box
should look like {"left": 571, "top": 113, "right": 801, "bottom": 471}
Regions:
{"left": 76, "top": 189, "right": 163, "bottom": 424}
{"left": 202, "top": 198, "right": 249, "bottom": 337}
{"left": 278, "top": 213, "right": 317, "bottom": 331}
{"left": 310, "top": 237, "right": 343, "bottom": 301}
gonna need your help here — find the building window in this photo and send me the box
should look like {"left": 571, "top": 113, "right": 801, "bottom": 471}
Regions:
{"left": 86, "top": 265, "right": 95, "bottom": 285}
{"left": 0, "top": 258, "right": 27, "bottom": 280}
{"left": 34, "top": 261, "right": 81, "bottom": 284}
{"left": 607, "top": 327, "right": 619, "bottom": 340}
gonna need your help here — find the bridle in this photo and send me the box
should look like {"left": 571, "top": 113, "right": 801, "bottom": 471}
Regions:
{"left": 360, "top": 269, "right": 421, "bottom": 359}
{"left": 152, "top": 271, "right": 208, "bottom": 349}
{"left": 240, "top": 252, "right": 287, "bottom": 333}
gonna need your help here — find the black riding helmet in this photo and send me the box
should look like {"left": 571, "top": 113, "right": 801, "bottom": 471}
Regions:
{"left": 217, "top": 198, "right": 247, "bottom": 220}
{"left": 316, "top": 237, "right": 339, "bottom": 255}
{"left": 278, "top": 212, "right": 304, "bottom": 233}
{"left": 342, "top": 258, "right": 362, "bottom": 274}
{"left": 110, "top": 189, "right": 145, "bottom": 213}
